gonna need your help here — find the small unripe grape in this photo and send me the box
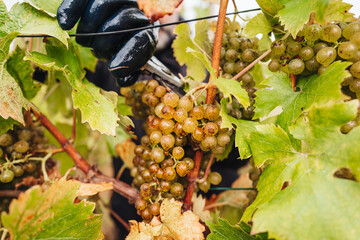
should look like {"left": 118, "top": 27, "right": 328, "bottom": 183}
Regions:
{"left": 175, "top": 136, "right": 187, "bottom": 147}
{"left": 305, "top": 57, "right": 321, "bottom": 72}
{"left": 199, "top": 180, "right": 210, "bottom": 193}
{"left": 203, "top": 122, "right": 219, "bottom": 136}
{"left": 162, "top": 92, "right": 179, "bottom": 108}
{"left": 223, "top": 62, "right": 235, "bottom": 74}
{"left": 190, "top": 106, "right": 205, "bottom": 120}
{"left": 172, "top": 146, "right": 185, "bottom": 160}
{"left": 271, "top": 41, "right": 286, "bottom": 56}
{"left": 174, "top": 108, "right": 188, "bottom": 123}
{"left": 313, "top": 42, "right": 328, "bottom": 54}
{"left": 350, "top": 32, "right": 360, "bottom": 49}
{"left": 240, "top": 38, "right": 254, "bottom": 50}
{"left": 160, "top": 180, "right": 171, "bottom": 192}
{"left": 135, "top": 198, "right": 147, "bottom": 211}
{"left": 288, "top": 59, "right": 305, "bottom": 75}
{"left": 242, "top": 49, "right": 257, "bottom": 63}
{"left": 229, "top": 37, "right": 240, "bottom": 50}
{"left": 14, "top": 140, "right": 29, "bottom": 153}
{"left": 163, "top": 167, "right": 176, "bottom": 181}
{"left": 134, "top": 145, "right": 144, "bottom": 157}
{"left": 176, "top": 161, "right": 189, "bottom": 177}
{"left": 141, "top": 208, "right": 153, "bottom": 220}
{"left": 141, "top": 169, "right": 153, "bottom": 182}
{"left": 217, "top": 133, "right": 231, "bottom": 147}
{"left": 235, "top": 61, "right": 247, "bottom": 73}
{"left": 171, "top": 182, "right": 184, "bottom": 197}
{"left": 145, "top": 80, "right": 159, "bottom": 92}
{"left": 174, "top": 122, "right": 187, "bottom": 137}
{"left": 222, "top": 73, "right": 233, "bottom": 79}
{"left": 12, "top": 165, "right": 24, "bottom": 177}
{"left": 183, "top": 157, "right": 194, "bottom": 170}
{"left": 304, "top": 24, "right": 321, "bottom": 41}
{"left": 338, "top": 41, "right": 358, "bottom": 59}
{"left": 151, "top": 147, "right": 165, "bottom": 163}
{"left": 18, "top": 130, "right": 31, "bottom": 141}
{"left": 0, "top": 134, "right": 13, "bottom": 147}
{"left": 161, "top": 105, "right": 175, "bottom": 120}
{"left": 182, "top": 118, "right": 198, "bottom": 133}
{"left": 318, "top": 66, "right": 328, "bottom": 75}
{"left": 154, "top": 85, "right": 166, "bottom": 98}
{"left": 220, "top": 47, "right": 226, "bottom": 58}
{"left": 209, "top": 172, "right": 222, "bottom": 185}
{"left": 321, "top": 24, "right": 342, "bottom": 42}
{"left": 192, "top": 127, "right": 205, "bottom": 142}
{"left": 0, "top": 169, "right": 14, "bottom": 183}
{"left": 204, "top": 105, "right": 220, "bottom": 121}
{"left": 159, "top": 119, "right": 175, "bottom": 135}
{"left": 241, "top": 73, "right": 255, "bottom": 88}
{"left": 299, "top": 46, "right": 314, "bottom": 61}
{"left": 141, "top": 135, "right": 150, "bottom": 146}
{"left": 201, "top": 136, "right": 217, "bottom": 150}
{"left": 148, "top": 202, "right": 160, "bottom": 216}
{"left": 343, "top": 22, "right": 360, "bottom": 39}
{"left": 160, "top": 134, "right": 175, "bottom": 150}
{"left": 268, "top": 59, "right": 281, "bottom": 72}
{"left": 178, "top": 96, "right": 193, "bottom": 112}
{"left": 225, "top": 49, "right": 238, "bottom": 62}
{"left": 350, "top": 61, "right": 360, "bottom": 78}
{"left": 150, "top": 130, "right": 162, "bottom": 144}
{"left": 349, "top": 78, "right": 360, "bottom": 92}
{"left": 316, "top": 47, "right": 337, "bottom": 66}
{"left": 286, "top": 41, "right": 301, "bottom": 56}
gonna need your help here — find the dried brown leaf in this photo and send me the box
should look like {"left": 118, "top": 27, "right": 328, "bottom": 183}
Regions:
{"left": 191, "top": 194, "right": 212, "bottom": 222}
{"left": 115, "top": 139, "right": 136, "bottom": 168}
{"left": 76, "top": 181, "right": 113, "bottom": 197}
{"left": 137, "top": 0, "right": 183, "bottom": 21}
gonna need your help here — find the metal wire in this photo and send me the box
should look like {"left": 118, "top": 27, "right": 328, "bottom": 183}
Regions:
{"left": 209, "top": 187, "right": 255, "bottom": 191}
{"left": 16, "top": 8, "right": 261, "bottom": 38}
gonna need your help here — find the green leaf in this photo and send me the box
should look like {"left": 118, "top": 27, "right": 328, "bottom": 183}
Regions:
{"left": 6, "top": 47, "right": 40, "bottom": 99}
{"left": 78, "top": 45, "right": 98, "bottom": 72}
{"left": 214, "top": 78, "right": 250, "bottom": 109}
{"left": 208, "top": 219, "right": 268, "bottom": 240}
{"left": 254, "top": 61, "right": 351, "bottom": 135}
{"left": 27, "top": 0, "right": 62, "bottom": 16}
{"left": 0, "top": 2, "right": 68, "bottom": 46}
{"left": 1, "top": 178, "right": 103, "bottom": 239}
{"left": 325, "top": 0, "right": 356, "bottom": 23}
{"left": 255, "top": 0, "right": 283, "bottom": 24}
{"left": 172, "top": 21, "right": 211, "bottom": 81}
{"left": 104, "top": 125, "right": 130, "bottom": 156}
{"left": 117, "top": 96, "right": 132, "bottom": 116}
{"left": 0, "top": 116, "right": 18, "bottom": 135}
{"left": 215, "top": 133, "right": 235, "bottom": 161}
{"left": 243, "top": 101, "right": 360, "bottom": 240}
{"left": 276, "top": 0, "right": 331, "bottom": 36}
{"left": 244, "top": 13, "right": 272, "bottom": 51}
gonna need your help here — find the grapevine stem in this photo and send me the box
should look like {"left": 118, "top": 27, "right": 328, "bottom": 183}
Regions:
{"left": 0, "top": 228, "right": 8, "bottom": 240}
{"left": 197, "top": 153, "right": 214, "bottom": 184}
{"left": 183, "top": 0, "right": 229, "bottom": 211}
{"left": 233, "top": 49, "right": 272, "bottom": 81}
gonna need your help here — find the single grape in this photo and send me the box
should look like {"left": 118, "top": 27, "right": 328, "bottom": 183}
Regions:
{"left": 155, "top": 102, "right": 165, "bottom": 118}
{"left": 174, "top": 108, "right": 188, "bottom": 123}
{"left": 154, "top": 85, "right": 166, "bottom": 98}
{"left": 141, "top": 135, "right": 150, "bottom": 146}
{"left": 145, "top": 80, "right": 159, "bottom": 92}
{"left": 222, "top": 33, "right": 228, "bottom": 46}
{"left": 313, "top": 42, "right": 328, "bottom": 54}
{"left": 182, "top": 118, "right": 198, "bottom": 133}
{"left": 305, "top": 57, "right": 321, "bottom": 72}
{"left": 150, "top": 130, "right": 162, "bottom": 144}
{"left": 271, "top": 41, "right": 286, "bottom": 56}
{"left": 268, "top": 59, "right": 281, "bottom": 72}
{"left": 350, "top": 61, "right": 360, "bottom": 78}
{"left": 0, "top": 134, "right": 12, "bottom": 147}
{"left": 151, "top": 147, "right": 165, "bottom": 163}
{"left": 350, "top": 32, "right": 360, "bottom": 49}
{"left": 175, "top": 136, "right": 187, "bottom": 147}
{"left": 343, "top": 22, "right": 360, "bottom": 39}
{"left": 241, "top": 49, "right": 257, "bottom": 63}
{"left": 172, "top": 146, "right": 185, "bottom": 160}
{"left": 338, "top": 41, "right": 358, "bottom": 59}
{"left": 170, "top": 183, "right": 184, "bottom": 197}
{"left": 225, "top": 49, "right": 239, "bottom": 62}
{"left": 141, "top": 208, "right": 153, "bottom": 220}
{"left": 203, "top": 122, "right": 219, "bottom": 136}
{"left": 220, "top": 47, "right": 226, "bottom": 58}
{"left": 174, "top": 122, "right": 187, "bottom": 137}
{"left": 178, "top": 96, "right": 193, "bottom": 112}
{"left": 142, "top": 147, "right": 151, "bottom": 160}
{"left": 163, "top": 92, "right": 179, "bottom": 108}
{"left": 130, "top": 167, "right": 138, "bottom": 177}
{"left": 134, "top": 145, "right": 144, "bottom": 157}
{"left": 217, "top": 133, "right": 231, "bottom": 147}
{"left": 192, "top": 127, "right": 205, "bottom": 142}
{"left": 0, "top": 169, "right": 14, "bottom": 183}
{"left": 222, "top": 73, "right": 233, "bottom": 79}
{"left": 318, "top": 66, "right": 328, "bottom": 75}
{"left": 286, "top": 41, "right": 301, "bottom": 56}
{"left": 240, "top": 38, "right": 254, "bottom": 50}
{"left": 340, "top": 120, "right": 358, "bottom": 134}
{"left": 163, "top": 167, "right": 176, "bottom": 181}
{"left": 316, "top": 47, "right": 337, "bottom": 66}
{"left": 199, "top": 180, "right": 210, "bottom": 193}
{"left": 141, "top": 169, "right": 153, "bottom": 182}
{"left": 190, "top": 106, "right": 205, "bottom": 120}
{"left": 161, "top": 105, "right": 175, "bottom": 120}
{"left": 12, "top": 165, "right": 24, "bottom": 177}
{"left": 161, "top": 158, "right": 175, "bottom": 169}
{"left": 156, "top": 168, "right": 164, "bottom": 179}
{"left": 304, "top": 24, "right": 321, "bottom": 41}
{"left": 160, "top": 180, "right": 171, "bottom": 192}
{"left": 201, "top": 136, "right": 217, "bottom": 150}
{"left": 159, "top": 119, "right": 175, "bottom": 135}
{"left": 350, "top": 78, "right": 360, "bottom": 92}
{"left": 142, "top": 92, "right": 158, "bottom": 107}
{"left": 176, "top": 161, "right": 189, "bottom": 177}
{"left": 223, "top": 62, "right": 235, "bottom": 74}
{"left": 146, "top": 115, "right": 161, "bottom": 132}
{"left": 321, "top": 24, "right": 342, "bottom": 42}
{"left": 148, "top": 202, "right": 160, "bottom": 216}
{"left": 234, "top": 61, "right": 247, "bottom": 73}
{"left": 160, "top": 134, "right": 175, "bottom": 150}
{"left": 209, "top": 172, "right": 222, "bottom": 185}
{"left": 135, "top": 175, "right": 145, "bottom": 186}
{"left": 135, "top": 198, "right": 147, "bottom": 211}
{"left": 288, "top": 59, "right": 305, "bottom": 75}
{"left": 18, "top": 130, "right": 31, "bottom": 141}
{"left": 341, "top": 73, "right": 354, "bottom": 86}
{"left": 183, "top": 157, "right": 194, "bottom": 170}
{"left": 204, "top": 105, "right": 220, "bottom": 121}
{"left": 240, "top": 73, "right": 255, "bottom": 88}
{"left": 229, "top": 37, "right": 240, "bottom": 50}
{"left": 299, "top": 46, "right": 314, "bottom": 61}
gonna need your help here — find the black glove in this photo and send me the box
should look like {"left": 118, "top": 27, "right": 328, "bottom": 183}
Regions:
{"left": 57, "top": 0, "right": 158, "bottom": 86}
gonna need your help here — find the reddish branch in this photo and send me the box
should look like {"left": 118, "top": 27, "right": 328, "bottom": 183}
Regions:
{"left": 290, "top": 73, "right": 296, "bottom": 90}
{"left": 31, "top": 109, "right": 140, "bottom": 203}
{"left": 183, "top": 0, "right": 229, "bottom": 211}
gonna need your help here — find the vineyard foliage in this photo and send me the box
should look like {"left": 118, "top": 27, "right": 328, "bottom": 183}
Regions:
{"left": 0, "top": 0, "right": 359, "bottom": 239}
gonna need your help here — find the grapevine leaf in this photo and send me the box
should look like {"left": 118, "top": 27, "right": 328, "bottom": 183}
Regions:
{"left": 220, "top": 98, "right": 257, "bottom": 159}
{"left": 27, "top": 0, "right": 62, "bottom": 16}
{"left": 114, "top": 139, "right": 136, "bottom": 168}
{"left": 325, "top": 0, "right": 356, "bottom": 23}
{"left": 6, "top": 47, "right": 40, "bottom": 99}
{"left": 192, "top": 194, "right": 212, "bottom": 222}
{"left": 243, "top": 101, "right": 360, "bottom": 240}
{"left": 172, "top": 22, "right": 211, "bottom": 82}
{"left": 254, "top": 61, "right": 351, "bottom": 134}
{"left": 0, "top": 2, "right": 68, "bottom": 46}
{"left": 76, "top": 181, "right": 113, "bottom": 197}
{"left": 214, "top": 77, "right": 250, "bottom": 108}
{"left": 276, "top": 0, "right": 331, "bottom": 36}
{"left": 207, "top": 219, "right": 268, "bottom": 240}
{"left": 0, "top": 116, "right": 18, "bottom": 135}
{"left": 137, "top": 0, "right": 183, "bottom": 21}
{"left": 117, "top": 96, "right": 132, "bottom": 116}
{"left": 255, "top": 0, "right": 283, "bottom": 24}
{"left": 244, "top": 13, "right": 272, "bottom": 51}
{"left": 215, "top": 133, "right": 235, "bottom": 161}
{"left": 126, "top": 218, "right": 163, "bottom": 240}
{"left": 78, "top": 45, "right": 98, "bottom": 72}
{"left": 1, "top": 178, "right": 103, "bottom": 240}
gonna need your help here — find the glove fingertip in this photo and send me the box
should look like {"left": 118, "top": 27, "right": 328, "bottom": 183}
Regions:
{"left": 57, "top": 0, "right": 89, "bottom": 30}
{"left": 116, "top": 72, "right": 141, "bottom": 87}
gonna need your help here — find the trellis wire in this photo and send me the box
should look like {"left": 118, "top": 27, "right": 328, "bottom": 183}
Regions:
{"left": 209, "top": 187, "right": 255, "bottom": 191}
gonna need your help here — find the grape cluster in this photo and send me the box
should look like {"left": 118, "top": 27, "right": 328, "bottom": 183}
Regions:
{"left": 0, "top": 125, "right": 48, "bottom": 184}
{"left": 268, "top": 22, "right": 360, "bottom": 97}
{"left": 122, "top": 80, "right": 227, "bottom": 220}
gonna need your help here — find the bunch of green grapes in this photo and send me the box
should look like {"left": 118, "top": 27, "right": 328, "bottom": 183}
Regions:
{"left": 0, "top": 125, "right": 48, "bottom": 184}
{"left": 120, "top": 81, "right": 150, "bottom": 119}
{"left": 124, "top": 80, "right": 227, "bottom": 220}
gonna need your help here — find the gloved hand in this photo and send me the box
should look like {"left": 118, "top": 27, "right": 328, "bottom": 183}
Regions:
{"left": 57, "top": 0, "right": 158, "bottom": 86}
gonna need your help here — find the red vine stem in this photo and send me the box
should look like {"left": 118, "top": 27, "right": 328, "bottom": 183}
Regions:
{"left": 197, "top": 153, "right": 214, "bottom": 184}
{"left": 183, "top": 0, "right": 229, "bottom": 211}
{"left": 31, "top": 108, "right": 140, "bottom": 202}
